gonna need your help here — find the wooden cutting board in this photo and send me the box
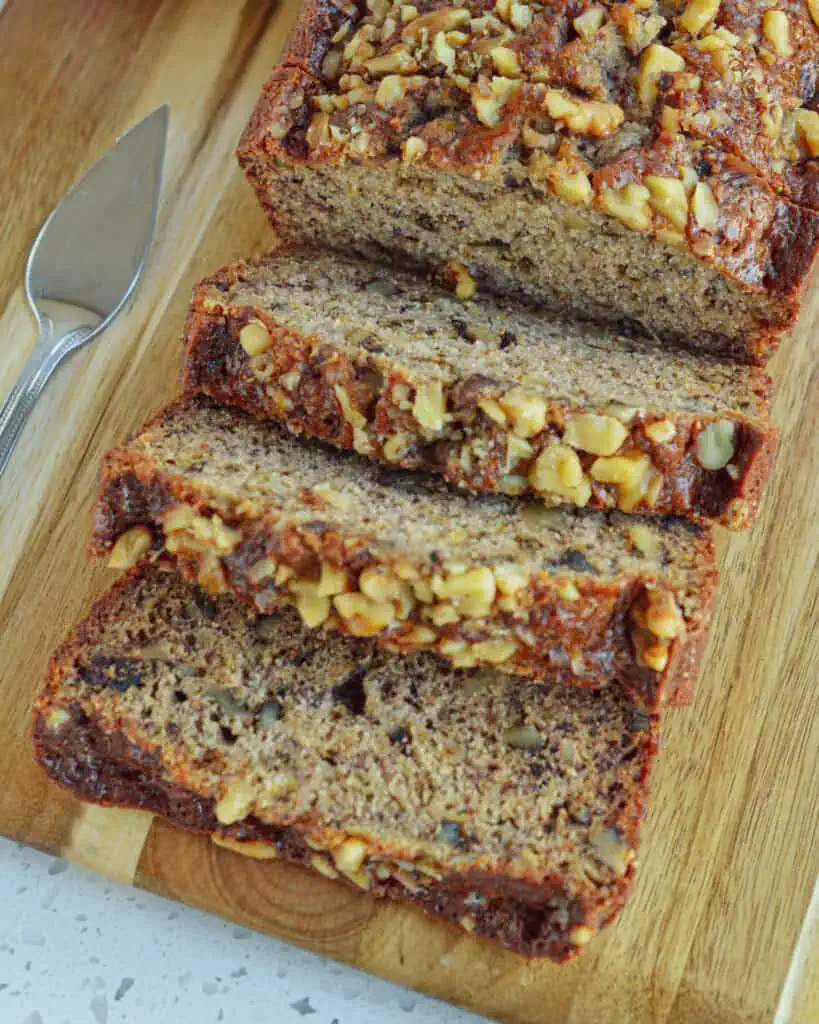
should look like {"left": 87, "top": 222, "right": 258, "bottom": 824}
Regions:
{"left": 1, "top": 2, "right": 817, "bottom": 1021}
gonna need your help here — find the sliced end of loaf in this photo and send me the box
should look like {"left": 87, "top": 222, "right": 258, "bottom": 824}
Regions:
{"left": 34, "top": 565, "right": 658, "bottom": 960}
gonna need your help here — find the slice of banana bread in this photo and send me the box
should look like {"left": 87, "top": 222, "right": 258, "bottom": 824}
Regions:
{"left": 34, "top": 565, "right": 659, "bottom": 961}
{"left": 184, "top": 248, "right": 775, "bottom": 528}
{"left": 91, "top": 397, "right": 716, "bottom": 710}
{"left": 236, "top": 0, "right": 819, "bottom": 364}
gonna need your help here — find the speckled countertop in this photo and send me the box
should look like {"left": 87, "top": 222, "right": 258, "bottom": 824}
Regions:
{"left": 0, "top": 839, "right": 487, "bottom": 1024}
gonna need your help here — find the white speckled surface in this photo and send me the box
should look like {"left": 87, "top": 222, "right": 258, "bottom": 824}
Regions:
{"left": 0, "top": 838, "right": 488, "bottom": 1024}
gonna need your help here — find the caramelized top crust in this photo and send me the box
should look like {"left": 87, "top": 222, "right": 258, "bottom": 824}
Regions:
{"left": 276, "top": 0, "right": 818, "bottom": 203}
{"left": 239, "top": 0, "right": 819, "bottom": 301}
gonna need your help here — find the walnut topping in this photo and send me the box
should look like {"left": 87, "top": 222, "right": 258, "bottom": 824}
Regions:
{"left": 413, "top": 379, "right": 446, "bottom": 433}
{"left": 477, "top": 397, "right": 507, "bottom": 424}
{"left": 509, "top": 1, "right": 532, "bottom": 30}
{"left": 489, "top": 46, "right": 519, "bottom": 77}
{"left": 791, "top": 109, "right": 819, "bottom": 158}
{"left": 359, "top": 566, "right": 414, "bottom": 617}
{"left": 402, "top": 6, "right": 470, "bottom": 39}
{"left": 631, "top": 588, "right": 685, "bottom": 673}
{"left": 333, "top": 837, "right": 369, "bottom": 875}
{"left": 432, "top": 31, "right": 457, "bottom": 72}
{"left": 553, "top": 166, "right": 593, "bottom": 205}
{"left": 563, "top": 414, "right": 627, "bottom": 456}
{"left": 238, "top": 320, "right": 273, "bottom": 356}
{"left": 334, "top": 384, "right": 367, "bottom": 429}
{"left": 334, "top": 592, "right": 396, "bottom": 634}
{"left": 322, "top": 49, "right": 343, "bottom": 80}
{"left": 289, "top": 579, "right": 332, "bottom": 627}
{"left": 679, "top": 0, "right": 720, "bottom": 35}
{"left": 494, "top": 563, "right": 529, "bottom": 595}
{"left": 498, "top": 473, "right": 528, "bottom": 495}
{"left": 498, "top": 387, "right": 547, "bottom": 438}
{"left": 645, "top": 175, "right": 689, "bottom": 231}
{"left": 637, "top": 44, "right": 685, "bottom": 107}
{"left": 108, "top": 526, "right": 152, "bottom": 569}
{"left": 628, "top": 12, "right": 666, "bottom": 52}
{"left": 590, "top": 453, "right": 661, "bottom": 512}
{"left": 311, "top": 853, "right": 341, "bottom": 879}
{"left": 633, "top": 629, "right": 669, "bottom": 671}
{"left": 644, "top": 588, "right": 686, "bottom": 640}
{"left": 471, "top": 76, "right": 518, "bottom": 126}
{"left": 605, "top": 403, "right": 639, "bottom": 424}
{"left": 458, "top": 638, "right": 518, "bottom": 665}
{"left": 544, "top": 91, "right": 624, "bottom": 137}
{"left": 375, "top": 74, "right": 406, "bottom": 108}
{"left": 248, "top": 557, "right": 276, "bottom": 585}
{"left": 660, "top": 105, "right": 680, "bottom": 133}
{"left": 573, "top": 6, "right": 605, "bottom": 39}
{"left": 696, "top": 420, "right": 736, "bottom": 469}
{"left": 762, "top": 10, "right": 793, "bottom": 58}
{"left": 382, "top": 432, "right": 411, "bottom": 460}
{"left": 529, "top": 445, "right": 592, "bottom": 506}
{"left": 215, "top": 780, "right": 257, "bottom": 825}
{"left": 599, "top": 183, "right": 652, "bottom": 232}
{"left": 691, "top": 181, "right": 719, "bottom": 230}
{"left": 432, "top": 566, "right": 496, "bottom": 617}
{"left": 366, "top": 48, "right": 418, "bottom": 76}
{"left": 317, "top": 561, "right": 348, "bottom": 598}
{"left": 212, "top": 836, "right": 280, "bottom": 860}
{"left": 644, "top": 418, "right": 675, "bottom": 443}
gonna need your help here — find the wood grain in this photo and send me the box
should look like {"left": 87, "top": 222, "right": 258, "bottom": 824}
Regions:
{"left": 0, "top": 2, "right": 817, "bottom": 1021}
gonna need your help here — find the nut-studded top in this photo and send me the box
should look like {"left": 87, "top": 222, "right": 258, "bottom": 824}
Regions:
{"left": 272, "top": 0, "right": 817, "bottom": 209}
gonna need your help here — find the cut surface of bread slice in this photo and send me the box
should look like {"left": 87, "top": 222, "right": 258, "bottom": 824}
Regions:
{"left": 34, "top": 565, "right": 659, "bottom": 961}
{"left": 184, "top": 249, "right": 775, "bottom": 529}
{"left": 91, "top": 398, "right": 717, "bottom": 710}
{"left": 236, "top": 0, "right": 819, "bottom": 365}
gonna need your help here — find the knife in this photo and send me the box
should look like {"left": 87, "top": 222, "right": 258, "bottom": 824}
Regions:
{"left": 0, "top": 104, "right": 169, "bottom": 479}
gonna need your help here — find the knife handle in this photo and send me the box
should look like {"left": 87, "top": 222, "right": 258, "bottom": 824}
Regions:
{"left": 0, "top": 325, "right": 93, "bottom": 479}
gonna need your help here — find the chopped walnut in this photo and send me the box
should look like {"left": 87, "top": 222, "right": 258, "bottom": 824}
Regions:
{"left": 637, "top": 44, "right": 685, "bottom": 107}
{"left": 679, "top": 0, "right": 720, "bottom": 36}
{"left": 544, "top": 91, "right": 624, "bottom": 137}
{"left": 108, "top": 526, "right": 153, "bottom": 569}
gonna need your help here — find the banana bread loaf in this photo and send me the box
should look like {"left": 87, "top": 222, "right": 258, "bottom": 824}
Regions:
{"left": 34, "top": 565, "right": 659, "bottom": 961}
{"left": 236, "top": 0, "right": 819, "bottom": 364}
{"left": 91, "top": 397, "right": 717, "bottom": 710}
{"left": 184, "top": 247, "right": 775, "bottom": 528}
